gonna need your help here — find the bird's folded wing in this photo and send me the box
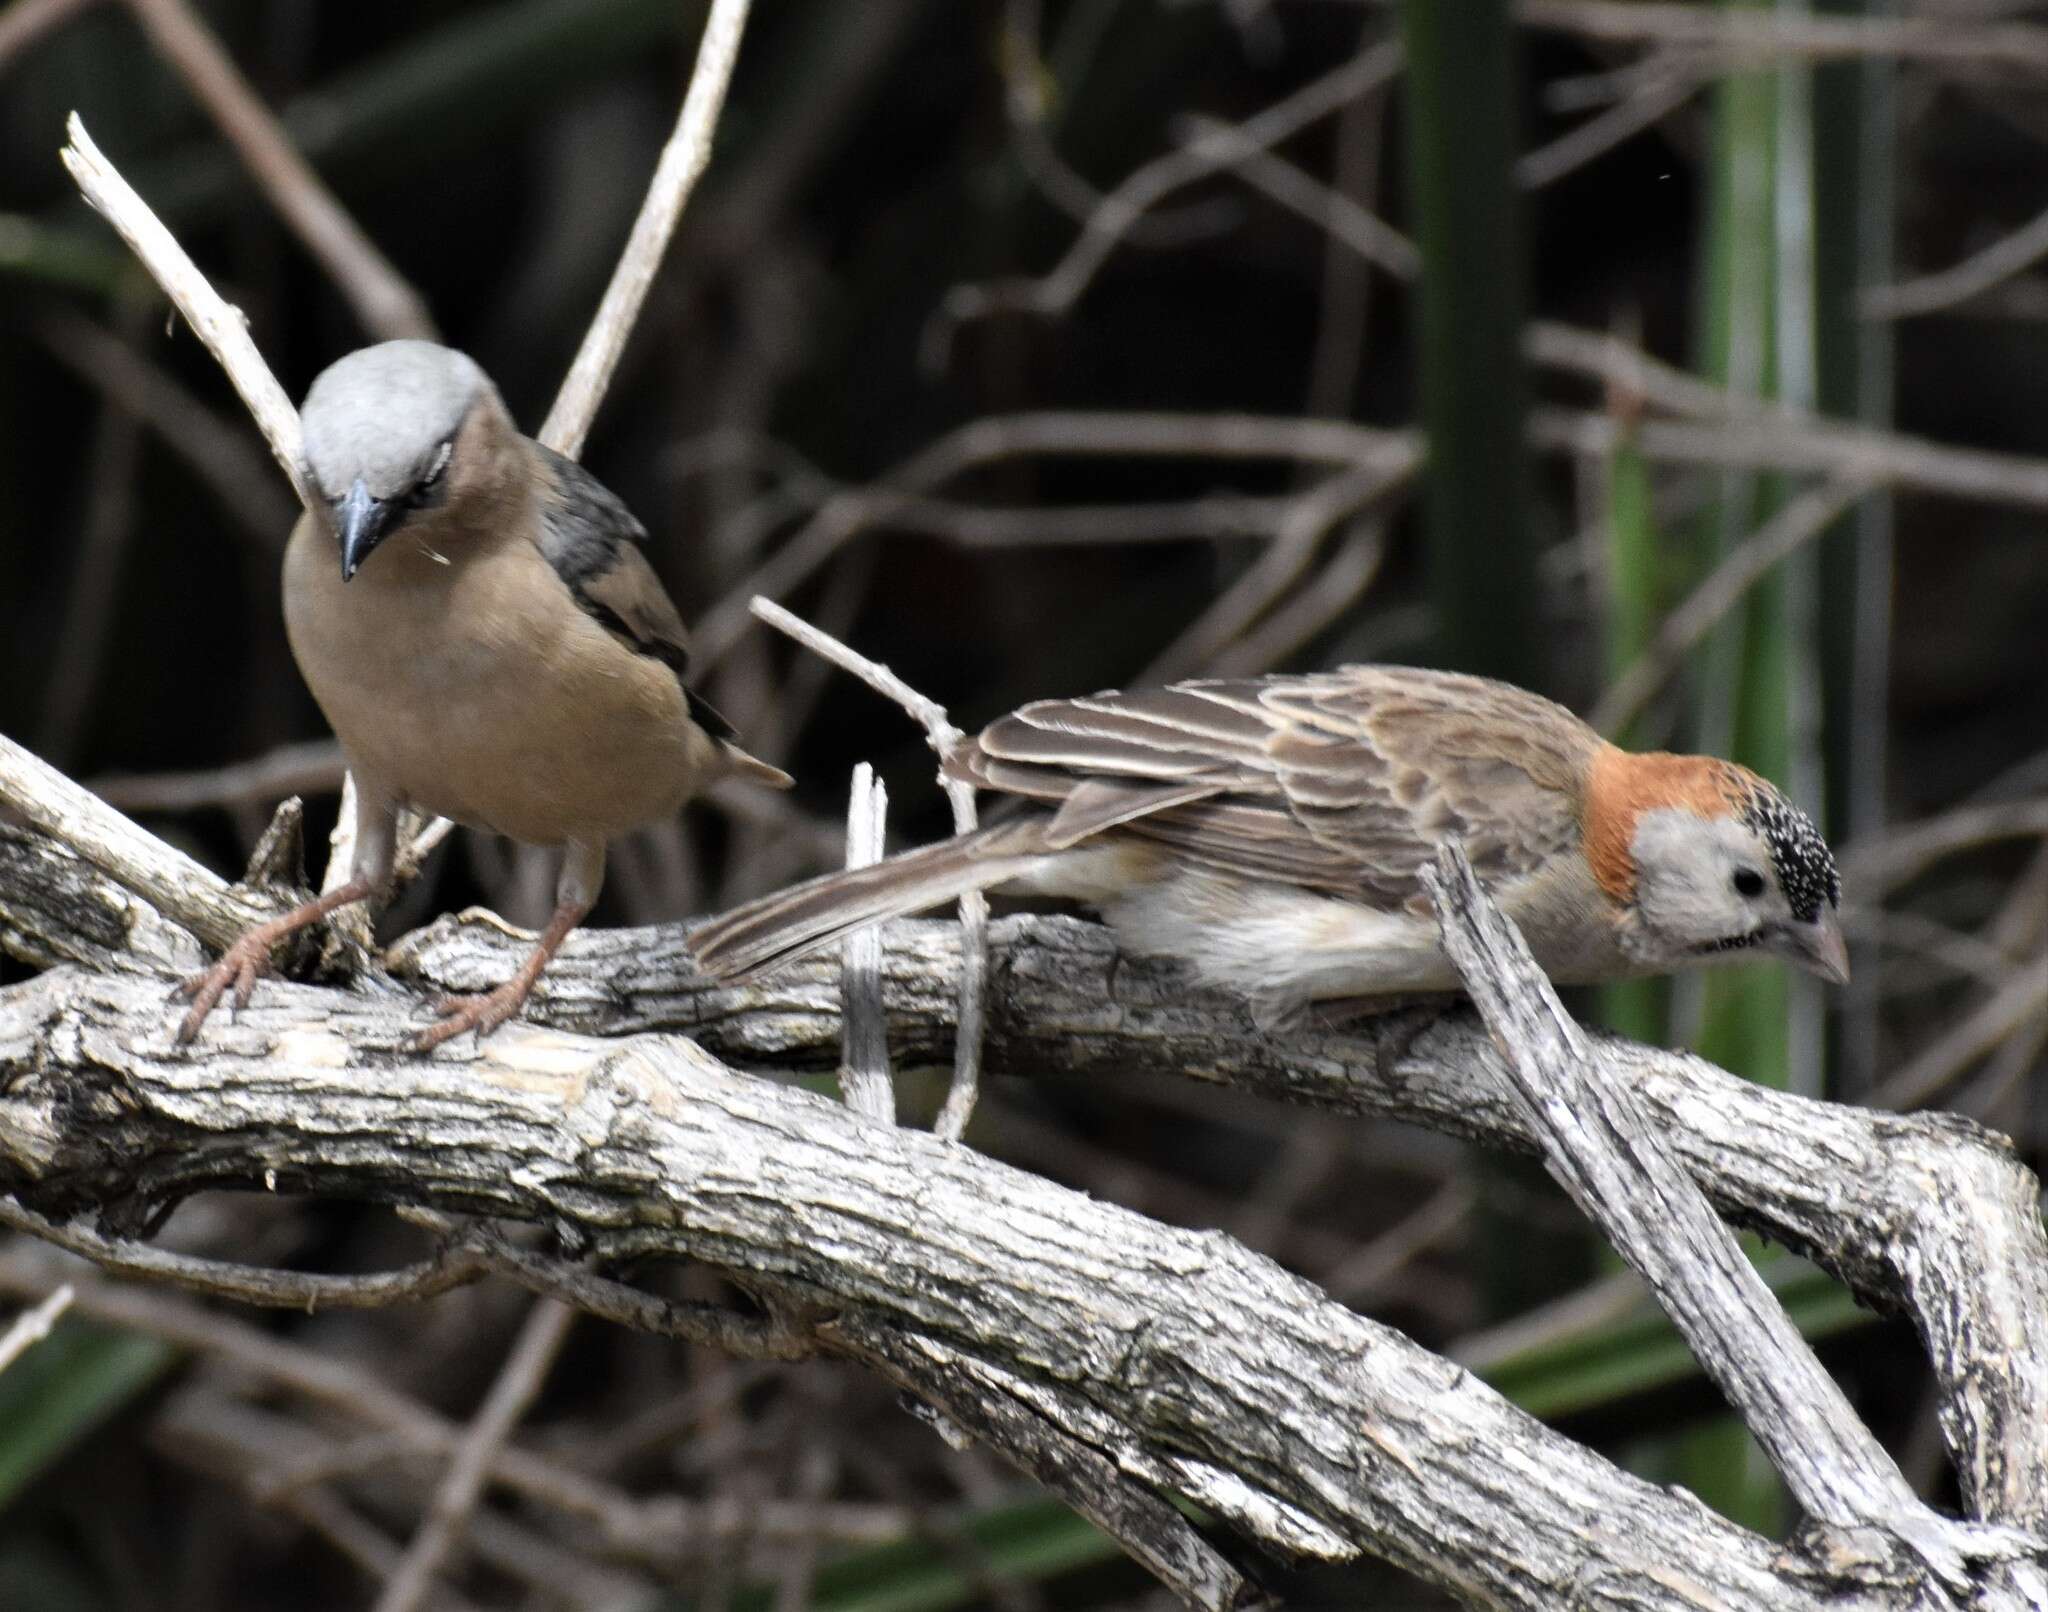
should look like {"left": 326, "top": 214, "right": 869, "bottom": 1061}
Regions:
{"left": 948, "top": 666, "right": 1593, "bottom": 906}
{"left": 533, "top": 443, "right": 747, "bottom": 745}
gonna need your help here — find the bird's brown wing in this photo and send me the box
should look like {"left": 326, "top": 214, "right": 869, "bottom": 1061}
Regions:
{"left": 532, "top": 443, "right": 747, "bottom": 748}
{"left": 950, "top": 665, "right": 1597, "bottom": 907}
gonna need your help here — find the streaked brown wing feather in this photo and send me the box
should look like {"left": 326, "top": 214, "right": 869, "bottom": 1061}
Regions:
{"left": 947, "top": 665, "right": 1597, "bottom": 904}
{"left": 1262, "top": 669, "right": 1594, "bottom": 904}
{"left": 1041, "top": 776, "right": 1229, "bottom": 848}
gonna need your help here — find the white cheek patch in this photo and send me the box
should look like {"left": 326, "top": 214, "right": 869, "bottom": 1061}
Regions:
{"left": 1629, "top": 807, "right": 1774, "bottom": 936}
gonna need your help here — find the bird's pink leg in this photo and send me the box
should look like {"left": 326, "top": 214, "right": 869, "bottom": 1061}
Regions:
{"left": 412, "top": 894, "right": 590, "bottom": 1051}
{"left": 173, "top": 877, "right": 379, "bottom": 1045}
{"left": 413, "top": 837, "right": 604, "bottom": 1052}
{"left": 174, "top": 776, "right": 398, "bottom": 1046}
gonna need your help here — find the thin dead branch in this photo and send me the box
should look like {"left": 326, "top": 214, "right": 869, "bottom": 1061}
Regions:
{"left": 1520, "top": 0, "right": 2048, "bottom": 74}
{"left": 1862, "top": 200, "right": 2048, "bottom": 319}
{"left": 540, "top": 0, "right": 756, "bottom": 458}
{"left": 121, "top": 0, "right": 435, "bottom": 341}
{"left": 0, "top": 1281, "right": 73, "bottom": 1375}
{"left": 59, "top": 113, "right": 316, "bottom": 511}
{"left": 751, "top": 598, "right": 987, "bottom": 1139}
{"left": 928, "top": 38, "right": 1406, "bottom": 366}
{"left": 372, "top": 1298, "right": 577, "bottom": 1612}
{"left": 0, "top": 0, "right": 95, "bottom": 71}
{"left": 1593, "top": 476, "right": 1872, "bottom": 735}
{"left": 838, "top": 763, "right": 896, "bottom": 1124}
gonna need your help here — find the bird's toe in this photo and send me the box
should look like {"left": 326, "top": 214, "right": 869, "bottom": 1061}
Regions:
{"left": 230, "top": 961, "right": 264, "bottom": 1015}
{"left": 173, "top": 990, "right": 216, "bottom": 1047}
{"left": 412, "top": 985, "right": 531, "bottom": 1053}
{"left": 174, "top": 968, "right": 231, "bottom": 1045}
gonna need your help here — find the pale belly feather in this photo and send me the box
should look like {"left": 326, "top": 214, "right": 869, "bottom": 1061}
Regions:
{"left": 284, "top": 519, "right": 711, "bottom": 845}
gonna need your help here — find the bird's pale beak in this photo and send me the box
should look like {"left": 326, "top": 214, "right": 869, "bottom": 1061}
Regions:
{"left": 337, "top": 476, "right": 393, "bottom": 582}
{"left": 1789, "top": 909, "right": 1851, "bottom": 986}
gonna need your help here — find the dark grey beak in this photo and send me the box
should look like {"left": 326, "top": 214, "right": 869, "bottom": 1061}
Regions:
{"left": 1787, "top": 909, "right": 1851, "bottom": 986}
{"left": 337, "top": 476, "right": 393, "bottom": 582}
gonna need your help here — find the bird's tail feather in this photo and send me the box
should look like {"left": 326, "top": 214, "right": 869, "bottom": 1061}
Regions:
{"left": 689, "top": 822, "right": 1046, "bottom": 979}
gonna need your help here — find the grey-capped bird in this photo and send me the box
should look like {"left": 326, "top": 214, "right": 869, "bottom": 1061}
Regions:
{"left": 177, "top": 340, "right": 790, "bottom": 1050}
{"left": 688, "top": 666, "right": 1848, "bottom": 1025}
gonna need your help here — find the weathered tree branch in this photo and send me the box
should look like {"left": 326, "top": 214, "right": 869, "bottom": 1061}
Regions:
{"left": 0, "top": 962, "right": 1934, "bottom": 1610}
{"left": 3, "top": 800, "right": 2047, "bottom": 1605}
{"left": 1425, "top": 842, "right": 2042, "bottom": 1602}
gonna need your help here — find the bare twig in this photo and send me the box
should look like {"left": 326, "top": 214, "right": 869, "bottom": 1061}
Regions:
{"left": 1532, "top": 404, "right": 2048, "bottom": 508}
{"left": 750, "top": 599, "right": 964, "bottom": 761}
{"left": 448, "top": 1226, "right": 816, "bottom": 1362}
{"left": 1846, "top": 796, "right": 2048, "bottom": 896}
{"left": 121, "top": 0, "right": 435, "bottom": 341}
{"left": 34, "top": 308, "right": 297, "bottom": 546}
{"left": 1320, "top": 1178, "right": 1473, "bottom": 1303}
{"left": 160, "top": 1391, "right": 586, "bottom": 1611}
{"left": 928, "top": 38, "right": 1406, "bottom": 365}
{"left": 1140, "top": 455, "right": 1412, "bottom": 682}
{"left": 1175, "top": 114, "right": 1419, "bottom": 280}
{"left": 694, "top": 410, "right": 1413, "bottom": 670}
{"left": 751, "top": 598, "right": 988, "bottom": 1139}
{"left": 1593, "top": 476, "right": 1871, "bottom": 735}
{"left": 59, "top": 113, "right": 316, "bottom": 511}
{"left": 1863, "top": 200, "right": 2048, "bottom": 319}
{"left": 1519, "top": 0, "right": 2048, "bottom": 74}
{"left": 998, "top": 0, "right": 1237, "bottom": 247}
{"left": 839, "top": 764, "right": 896, "bottom": 1124}
{"left": 92, "top": 739, "right": 347, "bottom": 814}
{"left": 1869, "top": 963, "right": 2048, "bottom": 1113}
{"left": 0, "top": 1198, "right": 487, "bottom": 1310}
{"left": 1517, "top": 72, "right": 1700, "bottom": 189}
{"left": 0, "top": 1244, "right": 804, "bottom": 1573}
{"left": 1528, "top": 319, "right": 1770, "bottom": 420}
{"left": 0, "top": 1282, "right": 74, "bottom": 1375}
{"left": 0, "top": 0, "right": 96, "bottom": 70}
{"left": 372, "top": 1298, "right": 577, "bottom": 1612}
{"left": 540, "top": 0, "right": 756, "bottom": 457}
{"left": 1206, "top": 520, "right": 1389, "bottom": 677}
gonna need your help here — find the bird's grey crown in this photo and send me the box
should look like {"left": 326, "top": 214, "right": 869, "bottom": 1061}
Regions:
{"left": 300, "top": 340, "right": 489, "bottom": 502}
{"left": 1737, "top": 785, "right": 1840, "bottom": 921}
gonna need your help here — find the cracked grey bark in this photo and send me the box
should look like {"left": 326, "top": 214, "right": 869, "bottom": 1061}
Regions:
{"left": 0, "top": 966, "right": 1908, "bottom": 1610}
{"left": 1423, "top": 843, "right": 2044, "bottom": 1608}
{"left": 387, "top": 895, "right": 2048, "bottom": 1543}
{"left": 4, "top": 817, "right": 2048, "bottom": 1606}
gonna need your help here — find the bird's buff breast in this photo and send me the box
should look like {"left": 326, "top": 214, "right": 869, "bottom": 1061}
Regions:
{"left": 284, "top": 519, "right": 707, "bottom": 844}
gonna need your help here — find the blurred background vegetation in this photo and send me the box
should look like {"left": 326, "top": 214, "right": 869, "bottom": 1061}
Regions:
{"left": 0, "top": 1, "right": 2044, "bottom": 1607}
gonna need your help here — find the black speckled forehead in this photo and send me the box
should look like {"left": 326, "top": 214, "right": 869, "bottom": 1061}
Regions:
{"left": 1737, "top": 785, "right": 1839, "bottom": 922}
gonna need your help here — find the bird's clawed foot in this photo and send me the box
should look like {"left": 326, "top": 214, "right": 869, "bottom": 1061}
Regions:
{"left": 171, "top": 935, "right": 276, "bottom": 1045}
{"left": 411, "top": 982, "right": 535, "bottom": 1052}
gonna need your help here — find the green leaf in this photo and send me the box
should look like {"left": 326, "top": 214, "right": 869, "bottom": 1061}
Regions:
{"left": 709, "top": 1495, "right": 1125, "bottom": 1612}
{"left": 1474, "top": 1255, "right": 1871, "bottom": 1421}
{"left": 0, "top": 1319, "right": 176, "bottom": 1512}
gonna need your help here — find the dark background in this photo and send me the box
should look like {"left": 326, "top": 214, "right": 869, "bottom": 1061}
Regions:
{"left": 0, "top": 2, "right": 2044, "bottom": 1608}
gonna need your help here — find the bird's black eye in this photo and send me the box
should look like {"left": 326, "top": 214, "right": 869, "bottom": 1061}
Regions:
{"left": 401, "top": 440, "right": 454, "bottom": 511}
{"left": 421, "top": 439, "right": 453, "bottom": 487}
{"left": 1732, "top": 868, "right": 1766, "bottom": 898}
